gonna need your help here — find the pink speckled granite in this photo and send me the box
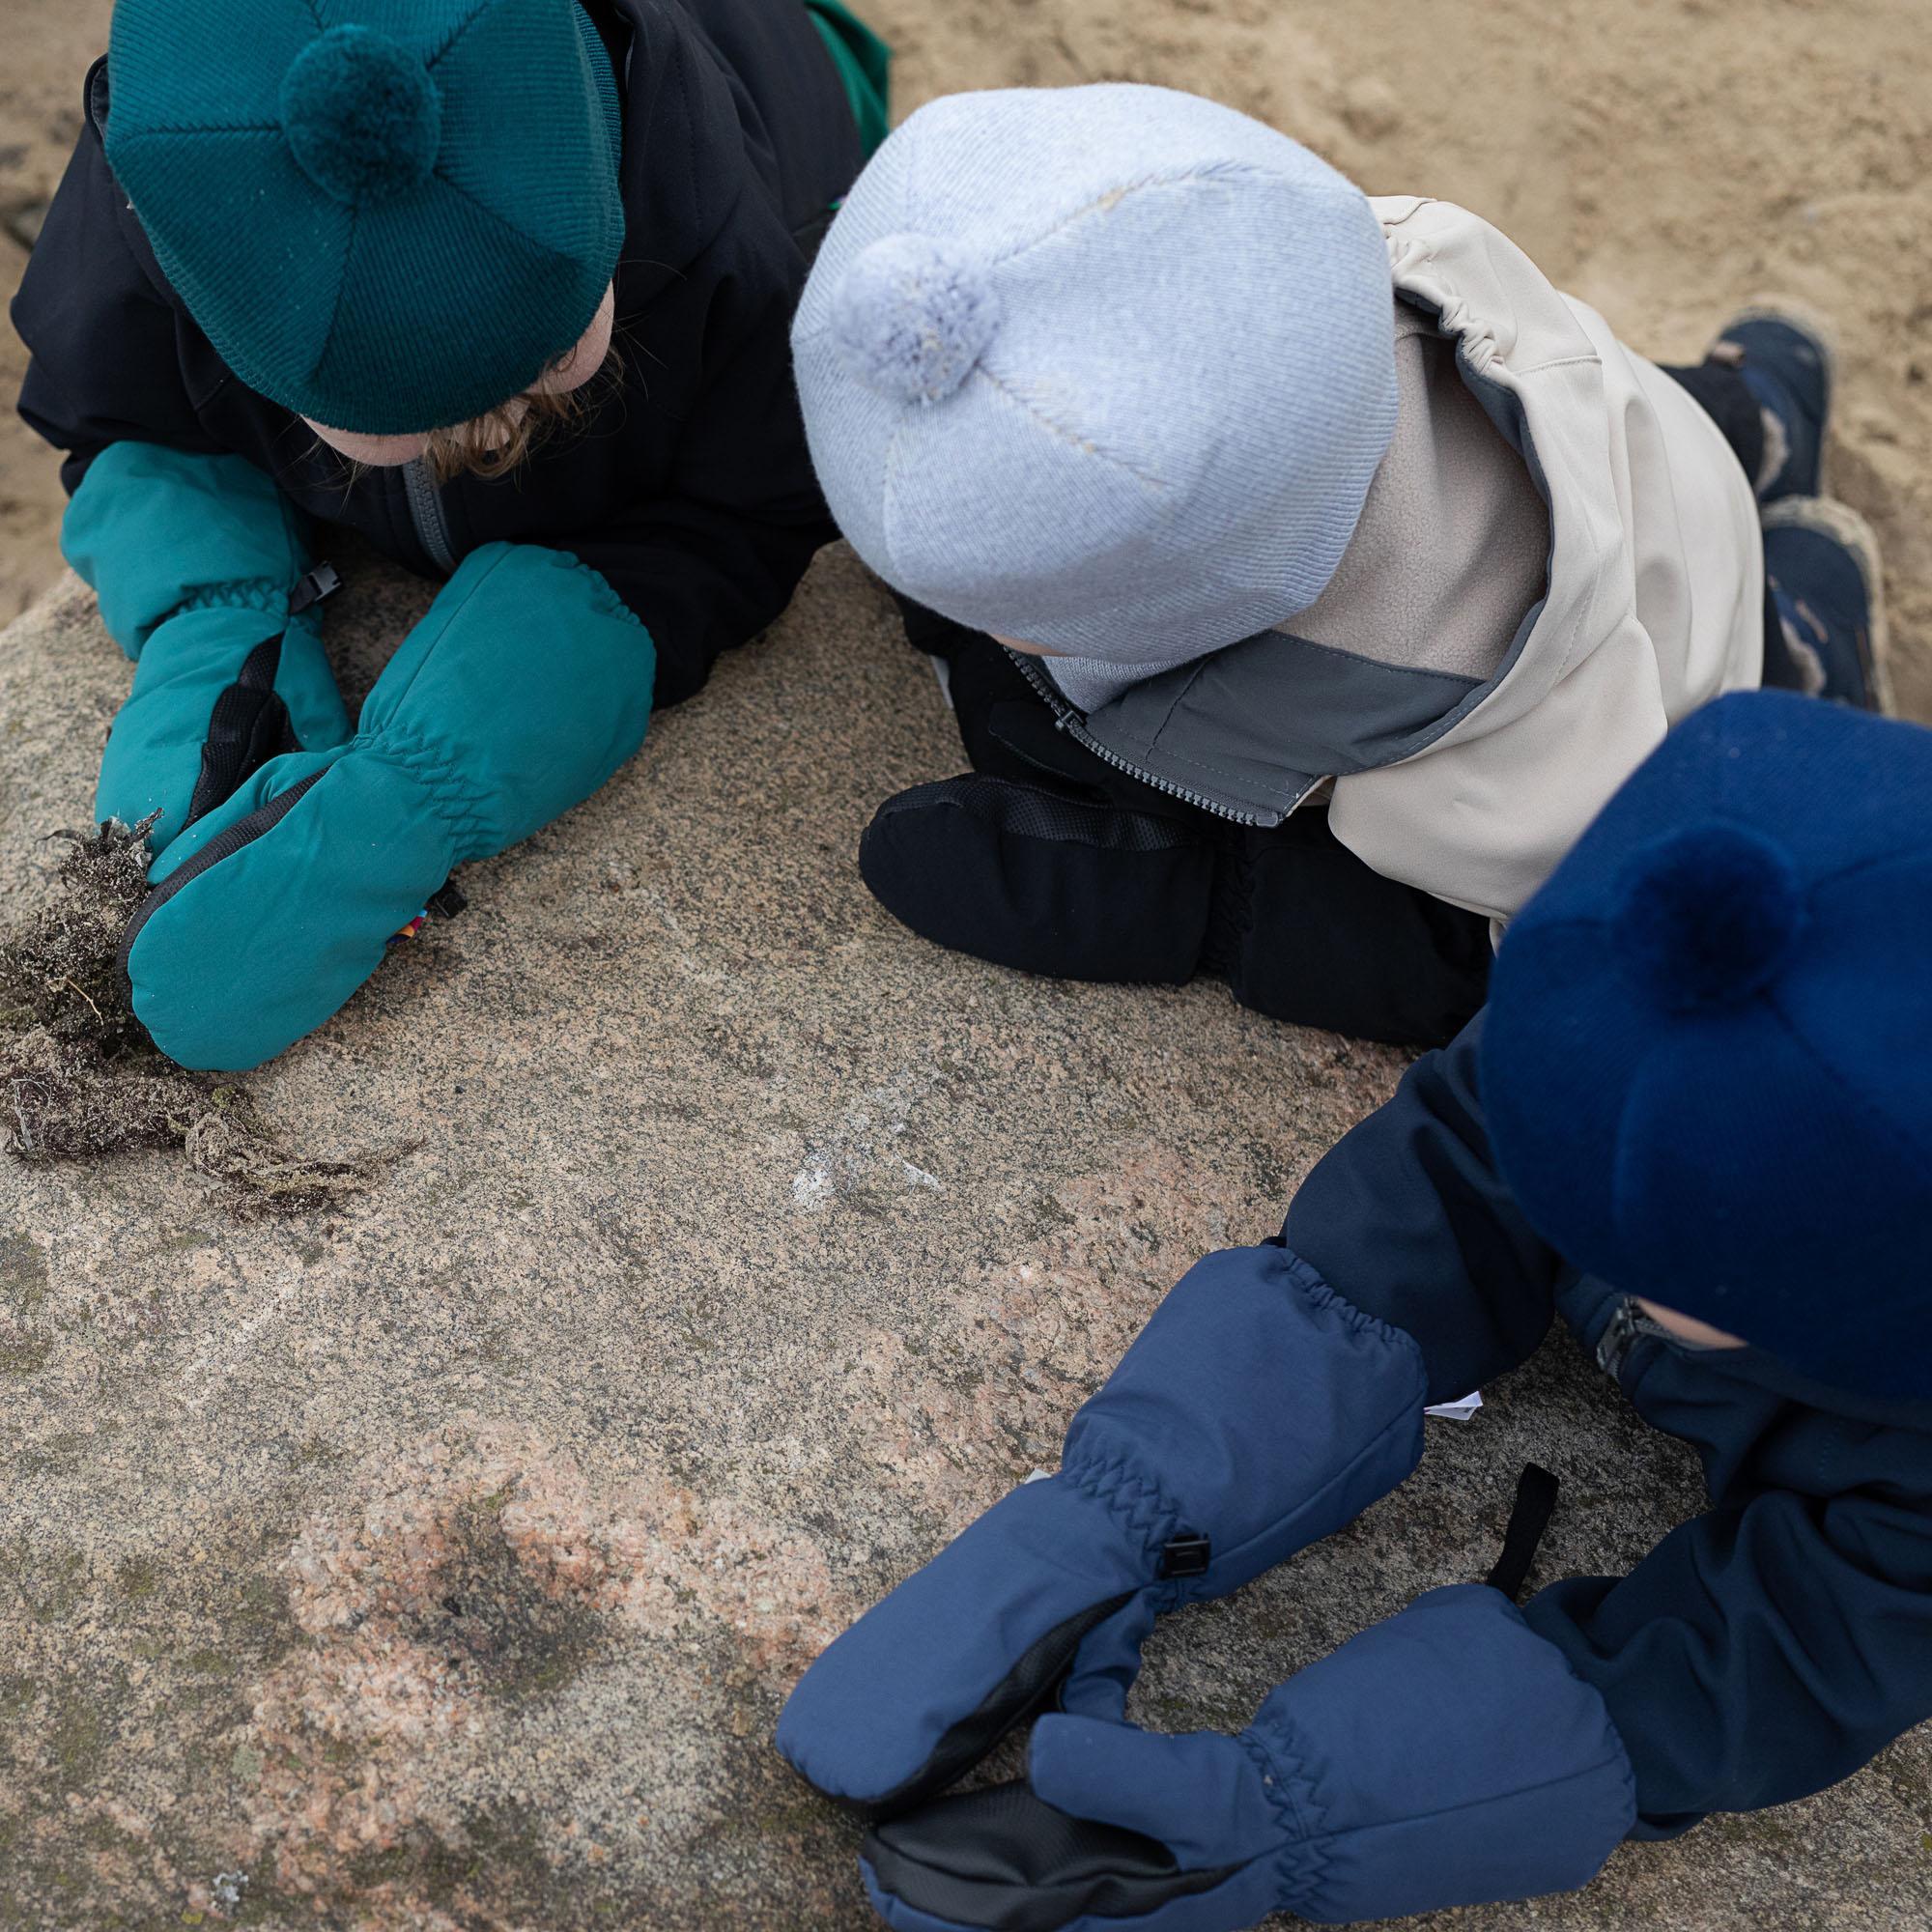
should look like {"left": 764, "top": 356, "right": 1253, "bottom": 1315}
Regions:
{"left": 2, "top": 540, "right": 1926, "bottom": 1931}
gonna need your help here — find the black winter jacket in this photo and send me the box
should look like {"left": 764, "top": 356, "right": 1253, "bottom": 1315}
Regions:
{"left": 11, "top": 0, "right": 862, "bottom": 707}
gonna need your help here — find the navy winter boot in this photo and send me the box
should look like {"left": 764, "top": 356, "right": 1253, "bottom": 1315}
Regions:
{"left": 1761, "top": 497, "right": 1890, "bottom": 713}
{"left": 1710, "top": 304, "right": 1833, "bottom": 503}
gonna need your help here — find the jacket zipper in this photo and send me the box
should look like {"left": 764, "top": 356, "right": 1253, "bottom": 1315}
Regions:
{"left": 1002, "top": 648, "right": 1274, "bottom": 826}
{"left": 1596, "top": 1297, "right": 1676, "bottom": 1379}
{"left": 118, "top": 769, "right": 331, "bottom": 990}
{"left": 403, "top": 458, "right": 457, "bottom": 575}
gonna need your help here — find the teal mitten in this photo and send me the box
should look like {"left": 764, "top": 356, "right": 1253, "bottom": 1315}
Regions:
{"left": 64, "top": 442, "right": 352, "bottom": 853}
{"left": 122, "top": 542, "right": 656, "bottom": 1071}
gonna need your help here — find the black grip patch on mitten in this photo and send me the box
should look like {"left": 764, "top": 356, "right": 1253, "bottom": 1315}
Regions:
{"left": 186, "top": 636, "right": 302, "bottom": 830}
{"left": 866, "top": 1782, "right": 1239, "bottom": 1932}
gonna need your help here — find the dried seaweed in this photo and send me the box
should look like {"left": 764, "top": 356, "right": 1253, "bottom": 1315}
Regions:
{"left": 1, "top": 818, "right": 405, "bottom": 1214}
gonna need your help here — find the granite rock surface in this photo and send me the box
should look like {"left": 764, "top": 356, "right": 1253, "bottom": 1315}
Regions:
{"left": 1, "top": 549, "right": 1927, "bottom": 1931}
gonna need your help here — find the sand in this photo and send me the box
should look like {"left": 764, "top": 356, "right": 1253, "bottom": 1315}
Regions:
{"left": 0, "top": 0, "right": 106, "bottom": 626}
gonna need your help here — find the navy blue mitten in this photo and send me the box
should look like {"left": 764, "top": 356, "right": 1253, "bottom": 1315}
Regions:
{"left": 777, "top": 1246, "right": 1428, "bottom": 1814}
{"left": 862, "top": 1584, "right": 1636, "bottom": 1931}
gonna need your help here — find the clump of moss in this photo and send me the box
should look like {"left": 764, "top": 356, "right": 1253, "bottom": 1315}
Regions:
{"left": 0, "top": 817, "right": 404, "bottom": 1215}
{"left": 0, "top": 815, "right": 156, "bottom": 1055}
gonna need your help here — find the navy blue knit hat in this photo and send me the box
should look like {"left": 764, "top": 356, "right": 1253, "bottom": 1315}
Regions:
{"left": 1484, "top": 691, "right": 1932, "bottom": 1400}
{"left": 105, "top": 0, "right": 624, "bottom": 435}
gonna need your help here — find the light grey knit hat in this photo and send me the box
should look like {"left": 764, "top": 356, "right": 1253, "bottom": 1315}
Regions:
{"left": 791, "top": 83, "right": 1400, "bottom": 670}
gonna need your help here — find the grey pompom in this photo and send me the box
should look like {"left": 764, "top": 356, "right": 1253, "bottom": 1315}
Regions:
{"left": 830, "top": 233, "right": 1002, "bottom": 405}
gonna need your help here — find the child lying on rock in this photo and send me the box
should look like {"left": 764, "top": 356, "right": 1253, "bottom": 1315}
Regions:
{"left": 11, "top": 0, "right": 888, "bottom": 1071}
{"left": 777, "top": 689, "right": 1932, "bottom": 1931}
{"left": 792, "top": 83, "right": 1887, "bottom": 1047}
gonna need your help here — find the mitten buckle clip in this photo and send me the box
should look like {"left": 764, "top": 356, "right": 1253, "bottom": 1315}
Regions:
{"left": 1157, "top": 1534, "right": 1211, "bottom": 1579}
{"left": 288, "top": 561, "right": 342, "bottom": 616}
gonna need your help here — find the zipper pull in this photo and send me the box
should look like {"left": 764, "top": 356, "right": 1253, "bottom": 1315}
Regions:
{"left": 1596, "top": 1298, "right": 1642, "bottom": 1378}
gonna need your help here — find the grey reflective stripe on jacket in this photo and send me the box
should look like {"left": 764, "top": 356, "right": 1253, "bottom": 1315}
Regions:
{"left": 1012, "top": 615, "right": 1487, "bottom": 826}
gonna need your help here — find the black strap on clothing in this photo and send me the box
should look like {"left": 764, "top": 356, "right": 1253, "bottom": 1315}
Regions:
{"left": 186, "top": 635, "right": 299, "bottom": 830}
{"left": 1485, "top": 1463, "right": 1559, "bottom": 1603}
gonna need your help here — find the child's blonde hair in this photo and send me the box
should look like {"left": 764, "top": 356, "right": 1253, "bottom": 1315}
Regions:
{"left": 421, "top": 337, "right": 625, "bottom": 485}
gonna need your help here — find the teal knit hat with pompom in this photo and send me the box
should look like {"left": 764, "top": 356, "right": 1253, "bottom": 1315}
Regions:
{"left": 105, "top": 0, "right": 624, "bottom": 435}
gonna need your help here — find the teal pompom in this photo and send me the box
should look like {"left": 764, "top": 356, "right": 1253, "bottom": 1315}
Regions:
{"left": 280, "top": 25, "right": 441, "bottom": 206}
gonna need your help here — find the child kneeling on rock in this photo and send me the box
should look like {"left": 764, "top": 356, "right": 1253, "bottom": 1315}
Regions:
{"left": 12, "top": 0, "right": 888, "bottom": 1071}
{"left": 793, "top": 84, "right": 1887, "bottom": 1046}
{"left": 776, "top": 690, "right": 1932, "bottom": 1931}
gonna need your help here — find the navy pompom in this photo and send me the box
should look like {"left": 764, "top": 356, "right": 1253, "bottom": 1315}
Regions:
{"left": 280, "top": 26, "right": 441, "bottom": 206}
{"left": 830, "top": 233, "right": 1002, "bottom": 406}
{"left": 1613, "top": 823, "right": 1808, "bottom": 1012}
